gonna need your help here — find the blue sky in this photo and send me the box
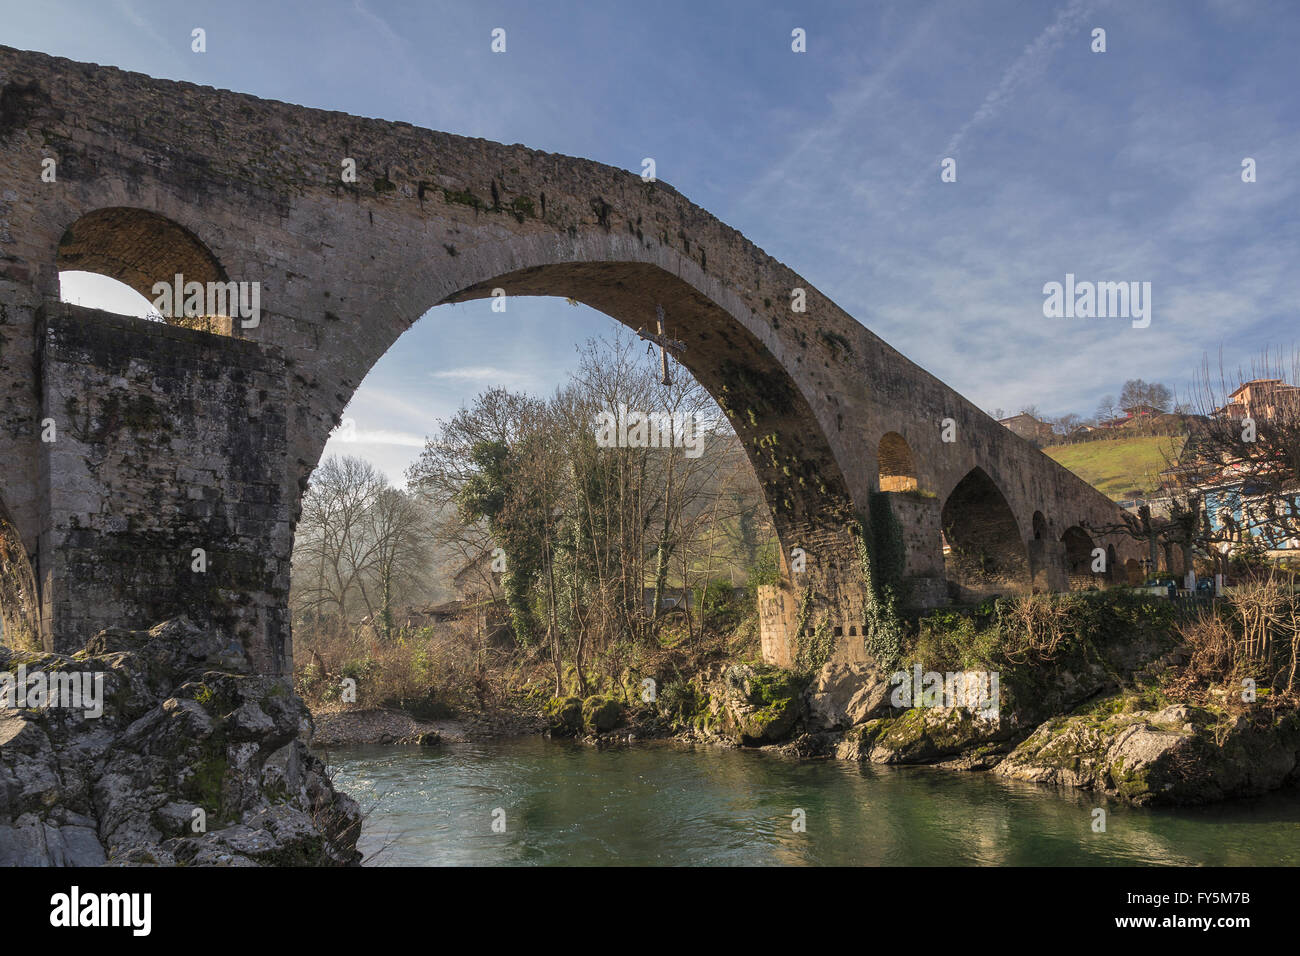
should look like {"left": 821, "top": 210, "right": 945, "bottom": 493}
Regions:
{"left": 13, "top": 0, "right": 1300, "bottom": 483}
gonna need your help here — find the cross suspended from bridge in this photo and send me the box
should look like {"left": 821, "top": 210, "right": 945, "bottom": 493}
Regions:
{"left": 635, "top": 304, "right": 686, "bottom": 386}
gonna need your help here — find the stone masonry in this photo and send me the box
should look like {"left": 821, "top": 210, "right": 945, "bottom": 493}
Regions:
{"left": 0, "top": 46, "right": 1144, "bottom": 674}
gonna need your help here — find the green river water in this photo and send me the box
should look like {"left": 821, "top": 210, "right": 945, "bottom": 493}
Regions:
{"left": 327, "top": 737, "right": 1300, "bottom": 866}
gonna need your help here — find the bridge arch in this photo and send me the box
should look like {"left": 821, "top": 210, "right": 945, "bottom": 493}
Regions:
{"left": 320, "top": 256, "right": 861, "bottom": 543}
{"left": 877, "top": 432, "right": 918, "bottom": 493}
{"left": 1061, "top": 525, "right": 1097, "bottom": 587}
{"left": 940, "top": 466, "right": 1031, "bottom": 600}
{"left": 56, "top": 207, "right": 234, "bottom": 334}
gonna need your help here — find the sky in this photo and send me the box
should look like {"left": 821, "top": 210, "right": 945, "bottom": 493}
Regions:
{"left": 13, "top": 0, "right": 1300, "bottom": 484}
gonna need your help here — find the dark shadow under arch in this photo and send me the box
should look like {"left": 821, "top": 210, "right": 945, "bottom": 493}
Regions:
{"left": 1061, "top": 525, "right": 1097, "bottom": 587}
{"left": 0, "top": 497, "right": 40, "bottom": 650}
{"left": 940, "top": 467, "right": 1030, "bottom": 600}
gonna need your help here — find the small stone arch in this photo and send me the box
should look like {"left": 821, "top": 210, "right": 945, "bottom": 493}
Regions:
{"left": 1124, "top": 557, "right": 1144, "bottom": 585}
{"left": 1061, "top": 525, "right": 1097, "bottom": 587}
{"left": 57, "top": 207, "right": 235, "bottom": 334}
{"left": 877, "top": 432, "right": 918, "bottom": 493}
{"left": 940, "top": 467, "right": 1031, "bottom": 600}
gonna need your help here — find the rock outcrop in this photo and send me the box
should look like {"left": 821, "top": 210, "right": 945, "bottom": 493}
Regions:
{"left": 996, "top": 702, "right": 1300, "bottom": 805}
{"left": 802, "top": 662, "right": 892, "bottom": 732}
{"left": 696, "top": 663, "right": 804, "bottom": 745}
{"left": 0, "top": 618, "right": 361, "bottom": 866}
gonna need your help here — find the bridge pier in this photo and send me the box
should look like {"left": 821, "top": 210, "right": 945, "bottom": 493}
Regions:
{"left": 1028, "top": 537, "right": 1069, "bottom": 592}
{"left": 32, "top": 302, "right": 294, "bottom": 672}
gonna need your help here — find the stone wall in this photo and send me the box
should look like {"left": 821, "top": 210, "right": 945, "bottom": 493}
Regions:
{"left": 39, "top": 303, "right": 291, "bottom": 670}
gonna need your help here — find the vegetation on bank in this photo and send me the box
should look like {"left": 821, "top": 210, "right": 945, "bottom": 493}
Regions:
{"left": 292, "top": 329, "right": 779, "bottom": 716}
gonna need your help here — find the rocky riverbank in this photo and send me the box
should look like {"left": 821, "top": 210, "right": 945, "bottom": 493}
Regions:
{"left": 310, "top": 705, "right": 545, "bottom": 747}
{"left": 527, "top": 655, "right": 1300, "bottom": 807}
{"left": 299, "top": 592, "right": 1300, "bottom": 812}
{"left": 0, "top": 618, "right": 362, "bottom": 866}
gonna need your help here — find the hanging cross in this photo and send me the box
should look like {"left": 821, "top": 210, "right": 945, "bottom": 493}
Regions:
{"left": 635, "top": 304, "right": 686, "bottom": 386}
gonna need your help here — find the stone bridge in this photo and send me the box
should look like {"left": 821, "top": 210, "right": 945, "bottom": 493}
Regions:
{"left": 0, "top": 47, "right": 1145, "bottom": 675}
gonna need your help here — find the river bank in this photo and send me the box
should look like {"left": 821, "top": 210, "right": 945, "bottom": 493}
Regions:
{"left": 299, "top": 588, "right": 1300, "bottom": 813}
{"left": 311, "top": 659, "right": 1300, "bottom": 810}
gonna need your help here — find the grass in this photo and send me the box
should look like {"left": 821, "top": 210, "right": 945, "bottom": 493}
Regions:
{"left": 1043, "top": 434, "right": 1186, "bottom": 499}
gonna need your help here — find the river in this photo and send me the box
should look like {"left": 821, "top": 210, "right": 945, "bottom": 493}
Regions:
{"left": 327, "top": 737, "right": 1300, "bottom": 866}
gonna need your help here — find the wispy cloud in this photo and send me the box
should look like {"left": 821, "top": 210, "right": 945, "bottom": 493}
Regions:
{"left": 941, "top": 0, "right": 1095, "bottom": 159}
{"left": 429, "top": 366, "right": 537, "bottom": 387}
{"left": 333, "top": 428, "right": 427, "bottom": 448}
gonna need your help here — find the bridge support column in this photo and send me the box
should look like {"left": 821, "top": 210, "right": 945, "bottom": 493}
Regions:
{"left": 1028, "top": 537, "right": 1068, "bottom": 592}
{"left": 757, "top": 526, "right": 872, "bottom": 670}
{"left": 884, "top": 491, "right": 948, "bottom": 610}
{"left": 36, "top": 303, "right": 294, "bottom": 673}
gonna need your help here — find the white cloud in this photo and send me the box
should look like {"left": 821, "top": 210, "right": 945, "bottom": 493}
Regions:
{"left": 429, "top": 366, "right": 537, "bottom": 387}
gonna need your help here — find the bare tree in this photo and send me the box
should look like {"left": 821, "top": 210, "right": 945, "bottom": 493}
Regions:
{"left": 292, "top": 456, "right": 434, "bottom": 639}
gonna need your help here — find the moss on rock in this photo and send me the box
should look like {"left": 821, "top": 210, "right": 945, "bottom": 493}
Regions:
{"left": 581, "top": 695, "right": 625, "bottom": 734}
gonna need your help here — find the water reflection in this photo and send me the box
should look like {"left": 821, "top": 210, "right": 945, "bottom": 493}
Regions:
{"left": 325, "top": 738, "right": 1300, "bottom": 867}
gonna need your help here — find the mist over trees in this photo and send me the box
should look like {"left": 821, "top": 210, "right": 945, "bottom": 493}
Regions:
{"left": 291, "top": 456, "right": 437, "bottom": 642}
{"left": 291, "top": 328, "right": 776, "bottom": 696}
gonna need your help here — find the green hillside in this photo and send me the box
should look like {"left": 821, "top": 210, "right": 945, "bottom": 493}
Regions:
{"left": 1042, "top": 435, "right": 1185, "bottom": 500}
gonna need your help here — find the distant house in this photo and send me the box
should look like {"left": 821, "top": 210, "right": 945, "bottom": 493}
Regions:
{"left": 452, "top": 548, "right": 499, "bottom": 601}
{"left": 1122, "top": 403, "right": 1161, "bottom": 419}
{"left": 998, "top": 413, "right": 1056, "bottom": 446}
{"left": 1201, "top": 479, "right": 1300, "bottom": 553}
{"left": 1095, "top": 405, "right": 1179, "bottom": 433}
{"left": 1212, "top": 379, "right": 1300, "bottom": 422}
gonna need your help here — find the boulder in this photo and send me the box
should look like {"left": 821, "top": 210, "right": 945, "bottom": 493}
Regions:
{"left": 837, "top": 706, "right": 1014, "bottom": 764}
{"left": 581, "top": 695, "right": 624, "bottom": 734}
{"left": 996, "top": 698, "right": 1300, "bottom": 805}
{"left": 803, "top": 662, "right": 892, "bottom": 731}
{"left": 0, "top": 617, "right": 362, "bottom": 866}
{"left": 545, "top": 696, "right": 583, "bottom": 736}
{"left": 710, "top": 663, "right": 803, "bottom": 746}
